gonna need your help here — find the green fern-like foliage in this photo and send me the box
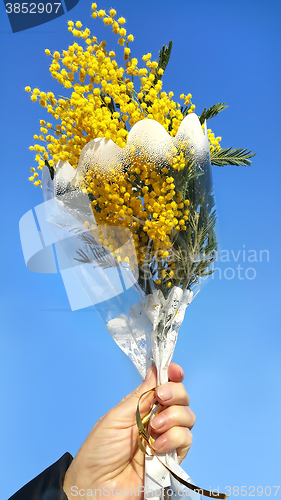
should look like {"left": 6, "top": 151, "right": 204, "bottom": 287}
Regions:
{"left": 199, "top": 103, "right": 228, "bottom": 124}
{"left": 198, "top": 102, "right": 256, "bottom": 166}
{"left": 211, "top": 147, "right": 256, "bottom": 167}
{"left": 155, "top": 41, "right": 173, "bottom": 82}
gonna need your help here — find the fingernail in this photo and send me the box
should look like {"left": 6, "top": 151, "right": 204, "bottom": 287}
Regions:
{"left": 151, "top": 415, "right": 166, "bottom": 430}
{"left": 145, "top": 366, "right": 154, "bottom": 381}
{"left": 153, "top": 435, "right": 166, "bottom": 451}
{"left": 178, "top": 366, "right": 184, "bottom": 380}
{"left": 156, "top": 386, "right": 173, "bottom": 402}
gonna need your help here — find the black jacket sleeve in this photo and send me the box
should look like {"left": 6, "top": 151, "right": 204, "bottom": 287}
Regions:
{"left": 8, "top": 453, "right": 73, "bottom": 500}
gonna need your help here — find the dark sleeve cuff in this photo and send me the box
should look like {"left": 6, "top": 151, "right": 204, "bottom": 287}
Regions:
{"left": 8, "top": 453, "right": 73, "bottom": 500}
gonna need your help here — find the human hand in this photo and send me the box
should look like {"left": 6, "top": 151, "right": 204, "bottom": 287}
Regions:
{"left": 63, "top": 363, "right": 195, "bottom": 499}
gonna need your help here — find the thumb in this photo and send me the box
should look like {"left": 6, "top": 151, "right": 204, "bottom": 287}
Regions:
{"left": 116, "top": 366, "right": 157, "bottom": 415}
{"left": 137, "top": 365, "right": 158, "bottom": 397}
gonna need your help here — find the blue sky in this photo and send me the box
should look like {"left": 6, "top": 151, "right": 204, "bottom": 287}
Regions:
{"left": 0, "top": 0, "right": 281, "bottom": 498}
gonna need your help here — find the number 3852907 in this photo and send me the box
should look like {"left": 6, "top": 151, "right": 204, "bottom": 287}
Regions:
{"left": 6, "top": 3, "right": 62, "bottom": 14}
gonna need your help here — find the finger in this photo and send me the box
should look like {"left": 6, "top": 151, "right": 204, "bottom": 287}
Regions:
{"left": 150, "top": 405, "right": 196, "bottom": 433}
{"left": 153, "top": 426, "right": 193, "bottom": 457}
{"left": 168, "top": 363, "right": 184, "bottom": 383}
{"left": 155, "top": 382, "right": 190, "bottom": 407}
{"left": 114, "top": 365, "right": 157, "bottom": 418}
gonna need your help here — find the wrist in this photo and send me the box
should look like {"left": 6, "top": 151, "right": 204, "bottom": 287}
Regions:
{"left": 63, "top": 460, "right": 79, "bottom": 499}
{"left": 63, "top": 457, "right": 98, "bottom": 500}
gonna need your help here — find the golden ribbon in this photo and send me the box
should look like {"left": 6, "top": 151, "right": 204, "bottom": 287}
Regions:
{"left": 136, "top": 388, "right": 228, "bottom": 499}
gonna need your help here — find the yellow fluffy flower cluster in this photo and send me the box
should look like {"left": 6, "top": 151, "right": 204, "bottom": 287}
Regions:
{"left": 82, "top": 152, "right": 191, "bottom": 283}
{"left": 25, "top": 3, "right": 221, "bottom": 187}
